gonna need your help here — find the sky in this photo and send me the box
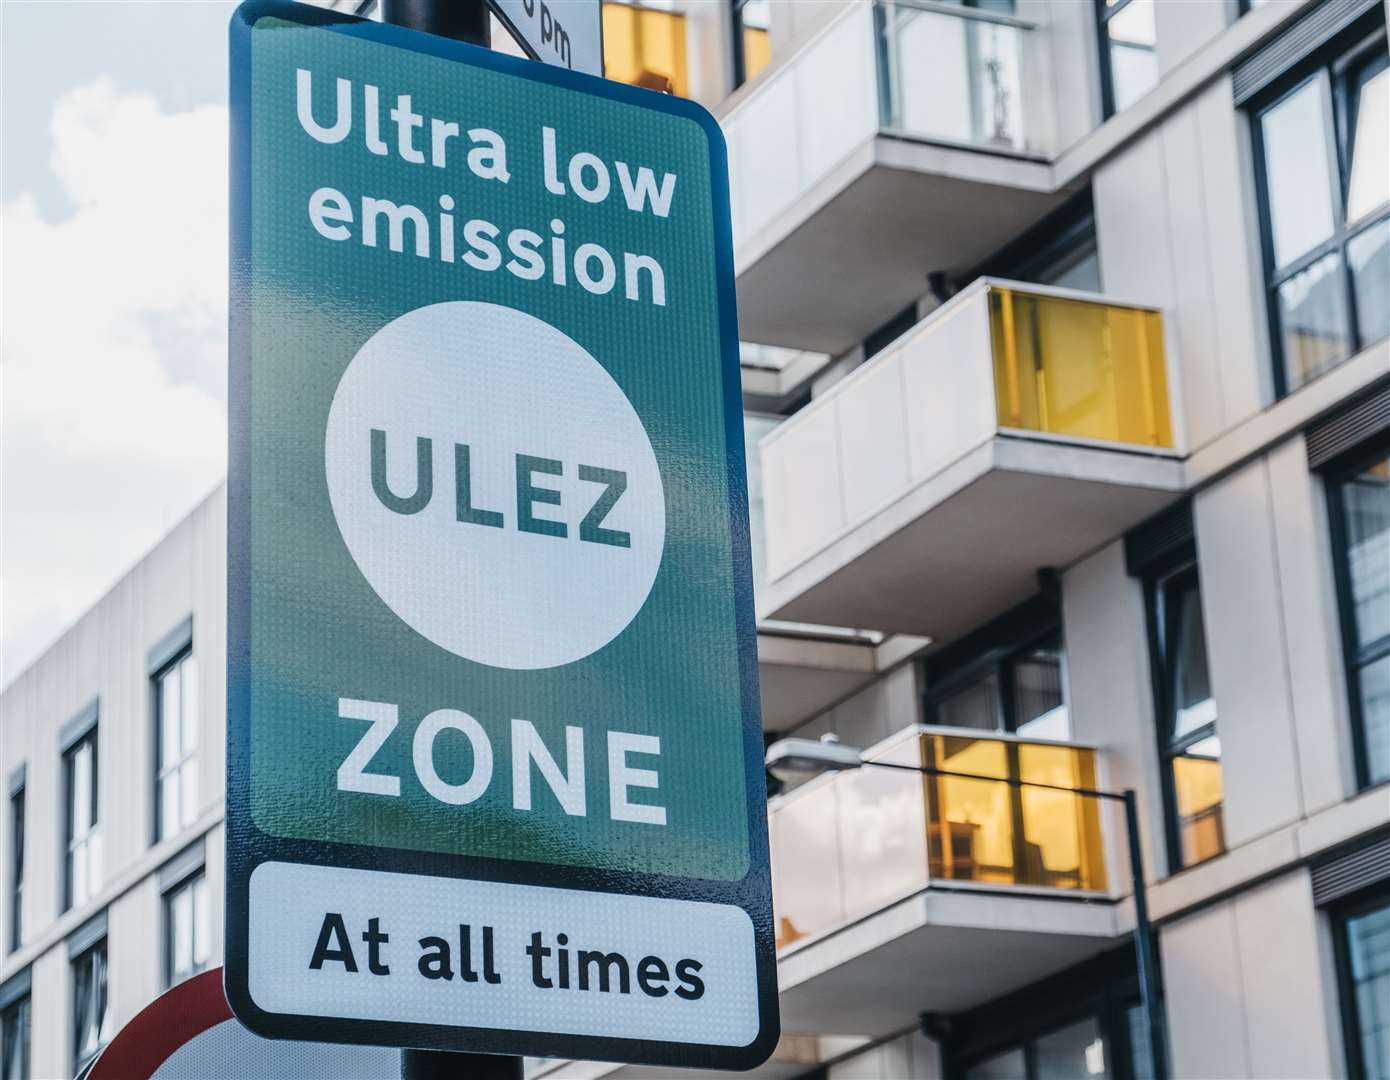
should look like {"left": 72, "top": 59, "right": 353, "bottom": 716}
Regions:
{"left": 2, "top": 0, "right": 240, "bottom": 684}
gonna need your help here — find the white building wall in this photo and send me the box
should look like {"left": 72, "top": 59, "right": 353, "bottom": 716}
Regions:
{"left": 1266, "top": 436, "right": 1358, "bottom": 813}
{"left": 1062, "top": 540, "right": 1168, "bottom": 878}
{"left": 1194, "top": 458, "right": 1304, "bottom": 848}
{"left": 1094, "top": 77, "right": 1269, "bottom": 451}
{"left": 1155, "top": 0, "right": 1235, "bottom": 76}
{"left": 0, "top": 488, "right": 226, "bottom": 1077}
{"left": 1162, "top": 869, "right": 1340, "bottom": 1080}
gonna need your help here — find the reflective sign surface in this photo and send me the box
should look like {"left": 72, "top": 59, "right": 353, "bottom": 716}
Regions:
{"left": 226, "top": 2, "right": 775, "bottom": 1066}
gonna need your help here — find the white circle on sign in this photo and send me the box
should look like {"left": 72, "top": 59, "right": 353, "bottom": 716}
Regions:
{"left": 324, "top": 301, "right": 665, "bottom": 670}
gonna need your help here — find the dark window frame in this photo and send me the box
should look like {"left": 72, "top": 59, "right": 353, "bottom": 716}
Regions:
{"left": 62, "top": 728, "right": 99, "bottom": 913}
{"left": 1331, "top": 884, "right": 1390, "bottom": 1080}
{"left": 152, "top": 644, "right": 197, "bottom": 845}
{"left": 1249, "top": 23, "right": 1389, "bottom": 399}
{"left": 1325, "top": 435, "right": 1390, "bottom": 791}
{"left": 1096, "top": 0, "right": 1157, "bottom": 120}
{"left": 922, "top": 595, "right": 1066, "bottom": 736}
{"left": 963, "top": 189, "right": 1099, "bottom": 292}
{"left": 162, "top": 866, "right": 210, "bottom": 989}
{"left": 1144, "top": 555, "right": 1224, "bottom": 873}
{"left": 70, "top": 936, "right": 108, "bottom": 1073}
{"left": 947, "top": 946, "right": 1155, "bottom": 1080}
{"left": 730, "top": 0, "right": 767, "bottom": 89}
{"left": 0, "top": 990, "right": 29, "bottom": 1080}
{"left": 7, "top": 786, "right": 21, "bottom": 955}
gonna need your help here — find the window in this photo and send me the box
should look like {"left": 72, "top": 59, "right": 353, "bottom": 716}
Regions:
{"left": 0, "top": 992, "right": 28, "bottom": 1080}
{"left": 1253, "top": 33, "right": 1389, "bottom": 393}
{"left": 1334, "top": 889, "right": 1390, "bottom": 1080}
{"left": 967, "top": 191, "right": 1101, "bottom": 295}
{"left": 1097, "top": 0, "right": 1158, "bottom": 117}
{"left": 1330, "top": 444, "right": 1390, "bottom": 789}
{"left": 602, "top": 1, "right": 689, "bottom": 96}
{"left": 72, "top": 939, "right": 110, "bottom": 1071}
{"left": 155, "top": 648, "right": 199, "bottom": 841}
{"left": 63, "top": 729, "right": 101, "bottom": 911}
{"left": 1148, "top": 562, "right": 1224, "bottom": 870}
{"left": 8, "top": 786, "right": 21, "bottom": 953}
{"left": 924, "top": 600, "right": 1068, "bottom": 740}
{"left": 863, "top": 303, "right": 918, "bottom": 361}
{"left": 731, "top": 0, "right": 770, "bottom": 87}
{"left": 164, "top": 870, "right": 211, "bottom": 988}
{"left": 950, "top": 947, "right": 1157, "bottom": 1080}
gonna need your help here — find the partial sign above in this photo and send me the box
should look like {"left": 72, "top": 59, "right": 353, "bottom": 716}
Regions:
{"left": 488, "top": 0, "right": 603, "bottom": 77}
{"left": 226, "top": 1, "right": 775, "bottom": 1069}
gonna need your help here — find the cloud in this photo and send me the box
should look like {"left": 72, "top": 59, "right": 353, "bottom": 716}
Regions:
{"left": 2, "top": 82, "right": 228, "bottom": 683}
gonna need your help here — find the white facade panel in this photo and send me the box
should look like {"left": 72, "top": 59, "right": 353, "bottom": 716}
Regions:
{"left": 1267, "top": 437, "right": 1357, "bottom": 813}
{"left": 1232, "top": 872, "right": 1338, "bottom": 1080}
{"left": 1061, "top": 541, "right": 1167, "bottom": 878}
{"left": 900, "top": 297, "right": 995, "bottom": 484}
{"left": 761, "top": 401, "right": 845, "bottom": 578}
{"left": 837, "top": 354, "right": 910, "bottom": 524}
{"left": 1195, "top": 459, "right": 1303, "bottom": 848}
{"left": 1161, "top": 901, "right": 1251, "bottom": 1079}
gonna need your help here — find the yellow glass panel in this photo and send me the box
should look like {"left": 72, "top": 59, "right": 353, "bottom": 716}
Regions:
{"left": 742, "top": 26, "right": 771, "bottom": 83}
{"left": 1018, "top": 744, "right": 1107, "bottom": 892}
{"left": 926, "top": 735, "right": 1014, "bottom": 884}
{"left": 1173, "top": 755, "right": 1225, "bottom": 866}
{"left": 602, "top": 3, "right": 689, "bottom": 97}
{"left": 988, "top": 288, "right": 1174, "bottom": 448}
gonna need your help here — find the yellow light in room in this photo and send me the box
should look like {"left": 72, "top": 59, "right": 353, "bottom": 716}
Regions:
{"left": 602, "top": 2, "right": 689, "bottom": 97}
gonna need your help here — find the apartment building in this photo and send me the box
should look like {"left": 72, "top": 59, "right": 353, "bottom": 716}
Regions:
{"left": 2, "top": 0, "right": 1388, "bottom": 1077}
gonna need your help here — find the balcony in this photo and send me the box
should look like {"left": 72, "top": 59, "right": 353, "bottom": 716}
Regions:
{"left": 770, "top": 727, "right": 1122, "bottom": 1037}
{"left": 757, "top": 279, "right": 1184, "bottom": 640}
{"left": 723, "top": 0, "right": 1074, "bottom": 354}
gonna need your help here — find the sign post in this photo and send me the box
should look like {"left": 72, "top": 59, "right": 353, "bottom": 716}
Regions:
{"left": 226, "top": 1, "right": 776, "bottom": 1068}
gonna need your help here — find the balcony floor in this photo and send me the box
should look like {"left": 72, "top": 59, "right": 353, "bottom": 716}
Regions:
{"left": 758, "top": 434, "right": 1184, "bottom": 639}
{"left": 778, "top": 885, "right": 1120, "bottom": 1039}
{"left": 736, "top": 140, "right": 1071, "bottom": 356}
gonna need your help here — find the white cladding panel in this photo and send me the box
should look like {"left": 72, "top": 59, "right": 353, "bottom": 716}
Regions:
{"left": 1195, "top": 460, "right": 1303, "bottom": 848}
{"left": 725, "top": 5, "right": 877, "bottom": 249}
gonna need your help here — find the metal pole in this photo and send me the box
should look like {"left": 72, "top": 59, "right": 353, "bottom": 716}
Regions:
{"left": 853, "top": 759, "right": 1172, "bottom": 1078}
{"left": 377, "top": 0, "right": 510, "bottom": 1065}
{"left": 1123, "top": 790, "right": 1169, "bottom": 1080}
{"left": 381, "top": 0, "right": 490, "bottom": 46}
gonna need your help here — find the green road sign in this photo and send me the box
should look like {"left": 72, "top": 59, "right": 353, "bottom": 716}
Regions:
{"left": 225, "top": 2, "right": 777, "bottom": 1068}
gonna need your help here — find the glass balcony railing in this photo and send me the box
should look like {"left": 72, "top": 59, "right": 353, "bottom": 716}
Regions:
{"left": 988, "top": 285, "right": 1174, "bottom": 448}
{"left": 876, "top": 0, "right": 1038, "bottom": 153}
{"left": 757, "top": 279, "right": 1176, "bottom": 586}
{"left": 769, "top": 727, "right": 1110, "bottom": 951}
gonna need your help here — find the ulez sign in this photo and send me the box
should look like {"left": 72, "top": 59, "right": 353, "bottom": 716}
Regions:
{"left": 225, "top": 2, "right": 777, "bottom": 1068}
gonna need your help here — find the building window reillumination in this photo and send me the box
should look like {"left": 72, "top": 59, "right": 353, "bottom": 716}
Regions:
{"left": 164, "top": 870, "right": 211, "bottom": 988}
{"left": 1148, "top": 562, "right": 1225, "bottom": 870}
{"left": 71, "top": 939, "right": 110, "bottom": 1072}
{"left": 731, "top": 0, "right": 769, "bottom": 87}
{"left": 1097, "top": 0, "right": 1158, "bottom": 117}
{"left": 7, "top": 787, "right": 21, "bottom": 953}
{"left": 1252, "top": 34, "right": 1389, "bottom": 394}
{"left": 0, "top": 992, "right": 28, "bottom": 1080}
{"left": 1335, "top": 890, "right": 1390, "bottom": 1080}
{"left": 602, "top": 1, "right": 688, "bottom": 97}
{"left": 154, "top": 648, "right": 199, "bottom": 842}
{"left": 63, "top": 731, "right": 101, "bottom": 912}
{"left": 1329, "top": 445, "right": 1390, "bottom": 789}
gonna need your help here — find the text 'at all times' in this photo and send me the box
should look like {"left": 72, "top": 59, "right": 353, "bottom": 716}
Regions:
{"left": 297, "top": 70, "right": 680, "bottom": 306}
{"left": 310, "top": 917, "right": 708, "bottom": 999}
